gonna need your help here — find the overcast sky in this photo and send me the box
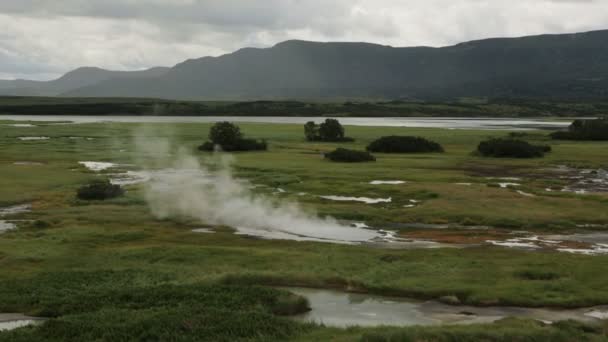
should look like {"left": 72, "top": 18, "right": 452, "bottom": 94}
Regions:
{"left": 0, "top": 0, "right": 606, "bottom": 80}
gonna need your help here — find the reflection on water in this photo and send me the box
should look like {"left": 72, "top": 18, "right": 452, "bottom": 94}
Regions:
{"left": 286, "top": 287, "right": 608, "bottom": 327}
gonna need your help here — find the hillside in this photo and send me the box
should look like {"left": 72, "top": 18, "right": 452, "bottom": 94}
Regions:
{"left": 2, "top": 30, "right": 608, "bottom": 100}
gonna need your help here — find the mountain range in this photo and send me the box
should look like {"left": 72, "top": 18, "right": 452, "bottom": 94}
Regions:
{"left": 1, "top": 29, "right": 607, "bottom": 100}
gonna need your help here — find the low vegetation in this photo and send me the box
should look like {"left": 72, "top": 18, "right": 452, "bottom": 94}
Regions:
{"left": 304, "top": 119, "right": 354, "bottom": 142}
{"left": 550, "top": 118, "right": 608, "bottom": 141}
{"left": 367, "top": 136, "right": 444, "bottom": 153}
{"left": 0, "top": 271, "right": 311, "bottom": 341}
{"left": 76, "top": 179, "right": 124, "bottom": 200}
{"left": 198, "top": 122, "right": 267, "bottom": 152}
{"left": 3, "top": 96, "right": 608, "bottom": 118}
{"left": 477, "top": 138, "right": 551, "bottom": 158}
{"left": 2, "top": 120, "right": 608, "bottom": 341}
{"left": 324, "top": 148, "right": 376, "bottom": 162}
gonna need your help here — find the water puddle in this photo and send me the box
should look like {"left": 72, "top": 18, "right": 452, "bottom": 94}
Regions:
{"left": 0, "top": 314, "right": 44, "bottom": 331}
{"left": 5, "top": 124, "right": 35, "bottom": 127}
{"left": 229, "top": 222, "right": 458, "bottom": 248}
{"left": 286, "top": 288, "right": 607, "bottom": 327}
{"left": 13, "top": 161, "right": 44, "bottom": 166}
{"left": 110, "top": 169, "right": 210, "bottom": 186}
{"left": 17, "top": 136, "right": 49, "bottom": 141}
{"left": 79, "top": 161, "right": 120, "bottom": 172}
{"left": 191, "top": 228, "right": 215, "bottom": 234}
{"left": 320, "top": 196, "right": 392, "bottom": 204}
{"left": 0, "top": 204, "right": 32, "bottom": 234}
{"left": 0, "top": 221, "right": 16, "bottom": 233}
{"left": 497, "top": 182, "right": 520, "bottom": 188}
{"left": 486, "top": 233, "right": 608, "bottom": 255}
{"left": 516, "top": 190, "right": 535, "bottom": 197}
{"left": 0, "top": 204, "right": 31, "bottom": 216}
{"left": 370, "top": 180, "right": 406, "bottom": 185}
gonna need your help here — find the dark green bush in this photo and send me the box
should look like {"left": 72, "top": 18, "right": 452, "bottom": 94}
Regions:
{"left": 77, "top": 179, "right": 124, "bottom": 200}
{"left": 367, "top": 136, "right": 444, "bottom": 153}
{"left": 477, "top": 138, "right": 550, "bottom": 158}
{"left": 304, "top": 119, "right": 354, "bottom": 142}
{"left": 550, "top": 118, "right": 608, "bottom": 140}
{"left": 209, "top": 121, "right": 242, "bottom": 147}
{"left": 325, "top": 148, "right": 376, "bottom": 162}
{"left": 199, "top": 122, "right": 267, "bottom": 152}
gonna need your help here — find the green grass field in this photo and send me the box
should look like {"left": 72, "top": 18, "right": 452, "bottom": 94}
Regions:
{"left": 1, "top": 120, "right": 608, "bottom": 341}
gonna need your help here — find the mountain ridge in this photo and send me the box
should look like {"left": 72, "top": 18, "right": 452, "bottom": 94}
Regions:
{"left": 1, "top": 29, "right": 607, "bottom": 100}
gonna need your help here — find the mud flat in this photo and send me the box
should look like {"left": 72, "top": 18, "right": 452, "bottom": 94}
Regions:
{"left": 286, "top": 287, "right": 608, "bottom": 327}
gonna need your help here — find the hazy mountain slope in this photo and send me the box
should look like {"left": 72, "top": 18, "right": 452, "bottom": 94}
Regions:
{"left": 18, "top": 30, "right": 608, "bottom": 99}
{"left": 0, "top": 66, "right": 170, "bottom": 96}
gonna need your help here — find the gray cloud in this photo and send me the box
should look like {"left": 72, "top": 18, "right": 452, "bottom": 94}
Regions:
{"left": 0, "top": 0, "right": 606, "bottom": 80}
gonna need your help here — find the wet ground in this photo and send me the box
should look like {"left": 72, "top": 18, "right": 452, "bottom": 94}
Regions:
{"left": 17, "top": 136, "right": 49, "bottom": 141}
{"left": 286, "top": 287, "right": 608, "bottom": 327}
{"left": 81, "top": 161, "right": 608, "bottom": 254}
{"left": 0, "top": 314, "right": 44, "bottom": 332}
{"left": 0, "top": 204, "right": 31, "bottom": 234}
{"left": 550, "top": 166, "right": 608, "bottom": 194}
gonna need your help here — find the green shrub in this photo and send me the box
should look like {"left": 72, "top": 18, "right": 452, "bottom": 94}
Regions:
{"left": 209, "top": 121, "right": 242, "bottom": 147}
{"left": 77, "top": 179, "right": 124, "bottom": 200}
{"left": 550, "top": 118, "right": 608, "bottom": 141}
{"left": 367, "top": 136, "right": 444, "bottom": 153}
{"left": 199, "top": 122, "right": 267, "bottom": 152}
{"left": 325, "top": 148, "right": 376, "bottom": 162}
{"left": 477, "top": 138, "right": 550, "bottom": 158}
{"left": 303, "top": 119, "right": 354, "bottom": 142}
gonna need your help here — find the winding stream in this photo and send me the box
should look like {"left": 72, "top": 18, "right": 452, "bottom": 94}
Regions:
{"left": 286, "top": 288, "right": 608, "bottom": 327}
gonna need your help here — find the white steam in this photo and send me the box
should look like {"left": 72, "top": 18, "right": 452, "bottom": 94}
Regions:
{"left": 135, "top": 134, "right": 379, "bottom": 244}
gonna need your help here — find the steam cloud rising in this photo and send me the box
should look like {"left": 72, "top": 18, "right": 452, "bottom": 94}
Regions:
{"left": 134, "top": 133, "right": 378, "bottom": 244}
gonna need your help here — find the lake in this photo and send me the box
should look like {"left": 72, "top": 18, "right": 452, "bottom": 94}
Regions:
{"left": 0, "top": 115, "right": 575, "bottom": 130}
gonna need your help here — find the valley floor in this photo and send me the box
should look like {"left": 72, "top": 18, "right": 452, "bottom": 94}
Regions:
{"left": 0, "top": 119, "right": 607, "bottom": 341}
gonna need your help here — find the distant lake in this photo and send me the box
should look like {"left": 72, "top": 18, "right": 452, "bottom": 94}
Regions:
{"left": 0, "top": 115, "right": 575, "bottom": 130}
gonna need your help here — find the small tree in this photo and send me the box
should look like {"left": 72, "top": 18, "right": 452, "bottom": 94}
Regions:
{"left": 200, "top": 121, "right": 267, "bottom": 152}
{"left": 209, "top": 122, "right": 242, "bottom": 148}
{"left": 319, "top": 119, "right": 344, "bottom": 141}
{"left": 304, "top": 121, "right": 319, "bottom": 141}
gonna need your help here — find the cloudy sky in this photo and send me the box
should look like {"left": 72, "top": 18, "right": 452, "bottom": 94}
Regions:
{"left": 0, "top": 0, "right": 606, "bottom": 80}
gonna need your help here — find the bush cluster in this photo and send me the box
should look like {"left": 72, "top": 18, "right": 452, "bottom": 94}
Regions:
{"left": 325, "top": 148, "right": 376, "bottom": 162}
{"left": 199, "top": 122, "right": 267, "bottom": 152}
{"left": 77, "top": 179, "right": 124, "bottom": 200}
{"left": 550, "top": 118, "right": 608, "bottom": 140}
{"left": 367, "top": 136, "right": 444, "bottom": 153}
{"left": 477, "top": 138, "right": 550, "bottom": 158}
{"left": 304, "top": 119, "right": 354, "bottom": 142}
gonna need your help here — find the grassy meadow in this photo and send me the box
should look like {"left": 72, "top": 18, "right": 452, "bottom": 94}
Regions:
{"left": 1, "top": 119, "right": 608, "bottom": 341}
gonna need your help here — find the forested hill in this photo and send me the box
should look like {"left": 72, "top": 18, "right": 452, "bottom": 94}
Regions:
{"left": 2, "top": 29, "right": 608, "bottom": 100}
